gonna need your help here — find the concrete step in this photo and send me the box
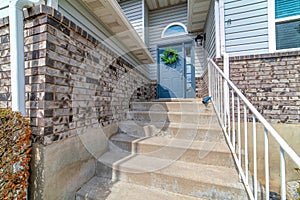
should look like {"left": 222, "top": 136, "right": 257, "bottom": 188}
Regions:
{"left": 118, "top": 120, "right": 223, "bottom": 141}
{"left": 96, "top": 152, "right": 248, "bottom": 200}
{"left": 126, "top": 111, "right": 219, "bottom": 124}
{"left": 130, "top": 101, "right": 213, "bottom": 113}
{"left": 76, "top": 177, "right": 208, "bottom": 200}
{"left": 109, "top": 133, "right": 235, "bottom": 168}
{"left": 96, "top": 151, "right": 130, "bottom": 179}
{"left": 150, "top": 98, "right": 201, "bottom": 102}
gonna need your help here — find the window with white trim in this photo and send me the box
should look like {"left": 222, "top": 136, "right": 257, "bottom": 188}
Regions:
{"left": 275, "top": 0, "right": 300, "bottom": 50}
{"left": 161, "top": 23, "right": 187, "bottom": 38}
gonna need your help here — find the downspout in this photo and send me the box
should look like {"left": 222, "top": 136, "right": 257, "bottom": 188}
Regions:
{"left": 9, "top": 0, "right": 41, "bottom": 116}
{"left": 216, "top": 0, "right": 230, "bottom": 126}
{"left": 218, "top": 0, "right": 226, "bottom": 56}
{"left": 214, "top": 0, "right": 221, "bottom": 58}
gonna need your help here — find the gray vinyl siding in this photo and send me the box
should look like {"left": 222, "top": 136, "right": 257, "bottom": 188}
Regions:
{"left": 57, "top": 0, "right": 149, "bottom": 77}
{"left": 194, "top": 46, "right": 206, "bottom": 78}
{"left": 192, "top": 0, "right": 215, "bottom": 78}
{"left": 144, "top": 1, "right": 149, "bottom": 46}
{"left": 119, "top": 0, "right": 144, "bottom": 41}
{"left": 204, "top": 0, "right": 216, "bottom": 58}
{"left": 148, "top": 3, "right": 194, "bottom": 80}
{"left": 224, "top": 0, "right": 269, "bottom": 56}
{"left": 148, "top": 3, "right": 189, "bottom": 58}
{"left": 0, "top": 2, "right": 9, "bottom": 19}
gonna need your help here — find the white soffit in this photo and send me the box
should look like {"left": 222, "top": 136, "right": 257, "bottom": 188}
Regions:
{"left": 145, "top": 0, "right": 187, "bottom": 10}
{"left": 80, "top": 0, "right": 154, "bottom": 64}
{"left": 188, "top": 0, "right": 211, "bottom": 33}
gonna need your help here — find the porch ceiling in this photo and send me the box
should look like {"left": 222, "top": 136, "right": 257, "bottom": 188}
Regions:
{"left": 145, "top": 0, "right": 187, "bottom": 10}
{"left": 80, "top": 0, "right": 154, "bottom": 64}
{"left": 187, "top": 0, "right": 211, "bottom": 33}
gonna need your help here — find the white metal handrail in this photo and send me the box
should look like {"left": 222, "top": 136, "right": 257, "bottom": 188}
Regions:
{"left": 208, "top": 59, "right": 300, "bottom": 200}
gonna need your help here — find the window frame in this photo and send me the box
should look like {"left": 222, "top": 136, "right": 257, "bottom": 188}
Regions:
{"left": 268, "top": 0, "right": 300, "bottom": 52}
{"left": 161, "top": 22, "right": 188, "bottom": 38}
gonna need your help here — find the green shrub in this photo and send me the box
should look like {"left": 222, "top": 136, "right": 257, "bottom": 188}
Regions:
{"left": 0, "top": 109, "right": 32, "bottom": 199}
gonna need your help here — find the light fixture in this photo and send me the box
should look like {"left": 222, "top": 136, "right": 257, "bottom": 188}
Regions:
{"left": 195, "top": 33, "right": 206, "bottom": 46}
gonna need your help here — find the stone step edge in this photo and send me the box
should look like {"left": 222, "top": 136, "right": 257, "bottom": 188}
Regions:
{"left": 149, "top": 98, "right": 202, "bottom": 102}
{"left": 127, "top": 110, "right": 216, "bottom": 116}
{"left": 110, "top": 134, "right": 228, "bottom": 153}
{"left": 130, "top": 101, "right": 212, "bottom": 107}
{"left": 118, "top": 120, "right": 222, "bottom": 131}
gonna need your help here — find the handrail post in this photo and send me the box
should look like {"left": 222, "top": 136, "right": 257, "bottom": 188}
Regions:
{"left": 264, "top": 128, "right": 270, "bottom": 200}
{"left": 280, "top": 147, "right": 286, "bottom": 200}
{"left": 208, "top": 60, "right": 212, "bottom": 97}
{"left": 223, "top": 53, "right": 230, "bottom": 131}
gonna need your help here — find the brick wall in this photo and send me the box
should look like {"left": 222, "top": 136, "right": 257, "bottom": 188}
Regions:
{"left": 195, "top": 69, "right": 209, "bottom": 99}
{"left": 0, "top": 5, "right": 152, "bottom": 145}
{"left": 215, "top": 52, "right": 300, "bottom": 124}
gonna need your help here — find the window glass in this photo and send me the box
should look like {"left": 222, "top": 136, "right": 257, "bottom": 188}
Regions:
{"left": 275, "top": 0, "right": 300, "bottom": 19}
{"left": 185, "top": 47, "right": 191, "bottom": 64}
{"left": 276, "top": 20, "right": 300, "bottom": 49}
{"left": 275, "top": 0, "right": 300, "bottom": 50}
{"left": 163, "top": 25, "right": 186, "bottom": 37}
{"left": 186, "top": 65, "right": 191, "bottom": 74}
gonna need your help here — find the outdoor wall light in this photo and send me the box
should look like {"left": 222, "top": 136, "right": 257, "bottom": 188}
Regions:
{"left": 195, "top": 33, "right": 206, "bottom": 46}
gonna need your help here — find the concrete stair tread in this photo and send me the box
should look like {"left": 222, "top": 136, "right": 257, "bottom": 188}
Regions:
{"left": 130, "top": 101, "right": 212, "bottom": 108}
{"left": 99, "top": 151, "right": 131, "bottom": 165}
{"left": 110, "top": 133, "right": 229, "bottom": 153}
{"left": 109, "top": 133, "right": 234, "bottom": 168}
{"left": 126, "top": 110, "right": 219, "bottom": 124}
{"left": 98, "top": 151, "right": 243, "bottom": 190}
{"left": 117, "top": 120, "right": 224, "bottom": 143}
{"left": 128, "top": 110, "right": 215, "bottom": 116}
{"left": 110, "top": 133, "right": 141, "bottom": 142}
{"left": 136, "top": 136, "right": 228, "bottom": 152}
{"left": 150, "top": 98, "right": 202, "bottom": 102}
{"left": 76, "top": 177, "right": 208, "bottom": 200}
{"left": 119, "top": 120, "right": 222, "bottom": 131}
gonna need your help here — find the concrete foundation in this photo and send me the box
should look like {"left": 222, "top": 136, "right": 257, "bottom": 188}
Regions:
{"left": 29, "top": 123, "right": 118, "bottom": 200}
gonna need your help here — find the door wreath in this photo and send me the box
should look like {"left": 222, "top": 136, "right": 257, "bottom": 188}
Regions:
{"left": 161, "top": 48, "right": 178, "bottom": 65}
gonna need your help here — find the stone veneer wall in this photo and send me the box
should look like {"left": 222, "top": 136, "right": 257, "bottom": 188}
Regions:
{"left": 216, "top": 51, "right": 300, "bottom": 124}
{"left": 195, "top": 69, "right": 209, "bottom": 99}
{"left": 0, "top": 5, "right": 152, "bottom": 199}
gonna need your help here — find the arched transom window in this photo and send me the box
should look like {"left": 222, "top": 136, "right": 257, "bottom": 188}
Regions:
{"left": 161, "top": 22, "right": 187, "bottom": 38}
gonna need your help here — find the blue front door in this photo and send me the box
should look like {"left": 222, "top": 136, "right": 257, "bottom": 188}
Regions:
{"left": 157, "top": 43, "right": 195, "bottom": 98}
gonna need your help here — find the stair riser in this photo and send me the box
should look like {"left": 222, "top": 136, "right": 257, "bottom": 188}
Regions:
{"left": 110, "top": 140, "right": 132, "bottom": 152}
{"left": 136, "top": 145, "right": 235, "bottom": 168}
{"left": 96, "top": 161, "right": 113, "bottom": 179}
{"left": 168, "top": 127, "right": 223, "bottom": 141}
{"left": 109, "top": 140, "right": 234, "bottom": 168}
{"left": 119, "top": 123, "right": 223, "bottom": 141}
{"left": 126, "top": 112, "right": 219, "bottom": 124}
{"left": 112, "top": 169, "right": 247, "bottom": 200}
{"left": 130, "top": 103, "right": 213, "bottom": 113}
